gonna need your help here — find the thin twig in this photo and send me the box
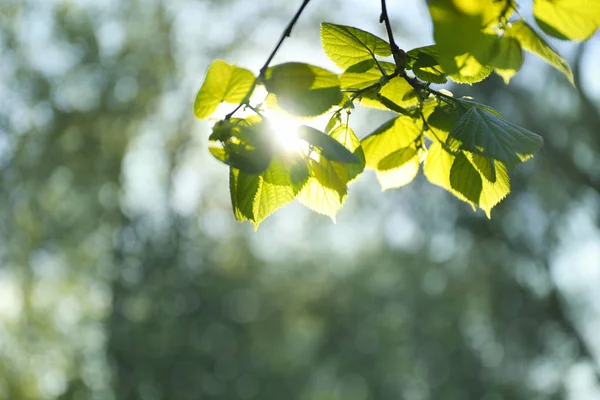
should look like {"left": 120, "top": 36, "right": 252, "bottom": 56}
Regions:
{"left": 380, "top": 0, "right": 404, "bottom": 70}
{"left": 226, "top": 0, "right": 312, "bottom": 120}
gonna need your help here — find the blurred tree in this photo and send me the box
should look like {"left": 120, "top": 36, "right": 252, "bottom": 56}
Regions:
{"left": 0, "top": 1, "right": 598, "bottom": 400}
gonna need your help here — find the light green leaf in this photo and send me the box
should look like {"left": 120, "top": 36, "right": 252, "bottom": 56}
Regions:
{"left": 361, "top": 115, "right": 423, "bottom": 169}
{"left": 533, "top": 0, "right": 600, "bottom": 41}
{"left": 446, "top": 35, "right": 497, "bottom": 84}
{"left": 297, "top": 157, "right": 347, "bottom": 221}
{"left": 328, "top": 124, "right": 366, "bottom": 182}
{"left": 340, "top": 61, "right": 394, "bottom": 90}
{"left": 194, "top": 60, "right": 254, "bottom": 119}
{"left": 468, "top": 154, "right": 510, "bottom": 218}
{"left": 492, "top": 36, "right": 523, "bottom": 84}
{"left": 469, "top": 152, "right": 496, "bottom": 182}
{"left": 379, "top": 77, "right": 419, "bottom": 108}
{"left": 446, "top": 107, "right": 543, "bottom": 167}
{"left": 428, "top": 0, "right": 499, "bottom": 84}
{"left": 264, "top": 63, "right": 342, "bottom": 117}
{"left": 340, "top": 67, "right": 382, "bottom": 90}
{"left": 505, "top": 21, "right": 574, "bottom": 85}
{"left": 320, "top": 23, "right": 392, "bottom": 70}
{"left": 376, "top": 156, "right": 420, "bottom": 190}
{"left": 297, "top": 124, "right": 365, "bottom": 220}
{"left": 297, "top": 125, "right": 360, "bottom": 164}
{"left": 251, "top": 156, "right": 308, "bottom": 230}
{"left": 229, "top": 155, "right": 309, "bottom": 229}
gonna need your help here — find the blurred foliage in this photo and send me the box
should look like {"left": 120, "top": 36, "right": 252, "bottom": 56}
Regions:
{"left": 0, "top": 1, "right": 599, "bottom": 400}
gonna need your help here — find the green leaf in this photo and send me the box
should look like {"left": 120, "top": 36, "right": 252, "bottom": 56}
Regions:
{"left": 533, "top": 0, "right": 600, "bottom": 41}
{"left": 446, "top": 107, "right": 543, "bottom": 167}
{"left": 428, "top": 0, "right": 499, "bottom": 84}
{"left": 406, "top": 45, "right": 447, "bottom": 84}
{"left": 264, "top": 63, "right": 342, "bottom": 117}
{"left": 378, "top": 145, "right": 418, "bottom": 171}
{"left": 450, "top": 151, "right": 483, "bottom": 204}
{"left": 230, "top": 168, "right": 261, "bottom": 222}
{"left": 229, "top": 155, "right": 309, "bottom": 229}
{"left": 340, "top": 61, "right": 395, "bottom": 90}
{"left": 340, "top": 67, "right": 382, "bottom": 90}
{"left": 375, "top": 156, "right": 420, "bottom": 190}
{"left": 328, "top": 124, "right": 366, "bottom": 182}
{"left": 424, "top": 143, "right": 510, "bottom": 217}
{"left": 297, "top": 123, "right": 365, "bottom": 220}
{"left": 379, "top": 77, "right": 419, "bottom": 108}
{"left": 209, "top": 118, "right": 273, "bottom": 174}
{"left": 426, "top": 104, "right": 462, "bottom": 143}
{"left": 344, "top": 59, "right": 376, "bottom": 73}
{"left": 320, "top": 23, "right": 392, "bottom": 70}
{"left": 252, "top": 156, "right": 308, "bottom": 230}
{"left": 492, "top": 36, "right": 523, "bottom": 84}
{"left": 194, "top": 60, "right": 255, "bottom": 119}
{"left": 297, "top": 126, "right": 360, "bottom": 163}
{"left": 446, "top": 35, "right": 497, "bottom": 84}
{"left": 455, "top": 98, "right": 503, "bottom": 118}
{"left": 297, "top": 158, "right": 347, "bottom": 221}
{"left": 505, "top": 21, "right": 574, "bottom": 85}
{"left": 361, "top": 115, "right": 423, "bottom": 170}
{"left": 470, "top": 152, "right": 496, "bottom": 183}
{"left": 468, "top": 154, "right": 510, "bottom": 218}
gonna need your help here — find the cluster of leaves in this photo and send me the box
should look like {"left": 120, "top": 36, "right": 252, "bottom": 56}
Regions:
{"left": 194, "top": 0, "right": 599, "bottom": 229}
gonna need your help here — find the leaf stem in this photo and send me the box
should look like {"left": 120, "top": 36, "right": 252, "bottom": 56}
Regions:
{"left": 226, "top": 0, "right": 312, "bottom": 120}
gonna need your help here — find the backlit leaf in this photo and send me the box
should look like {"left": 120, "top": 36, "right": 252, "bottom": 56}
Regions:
{"left": 378, "top": 145, "right": 418, "bottom": 171}
{"left": 450, "top": 151, "right": 483, "bottom": 204}
{"left": 492, "top": 36, "right": 523, "bottom": 84}
{"left": 379, "top": 77, "right": 419, "bottom": 108}
{"left": 361, "top": 115, "right": 422, "bottom": 169}
{"left": 505, "top": 21, "right": 574, "bottom": 85}
{"left": 297, "top": 157, "right": 347, "bottom": 221}
{"left": 533, "top": 0, "right": 600, "bottom": 41}
{"left": 328, "top": 124, "right": 366, "bottom": 182}
{"left": 251, "top": 156, "right": 308, "bottom": 229}
{"left": 320, "top": 23, "right": 392, "bottom": 70}
{"left": 424, "top": 144, "right": 510, "bottom": 217}
{"left": 297, "top": 126, "right": 360, "bottom": 164}
{"left": 406, "top": 45, "right": 447, "bottom": 84}
{"left": 230, "top": 168, "right": 261, "bottom": 222}
{"left": 209, "top": 118, "right": 273, "bottom": 174}
{"left": 264, "top": 63, "right": 342, "bottom": 117}
{"left": 194, "top": 60, "right": 254, "bottom": 119}
{"left": 376, "top": 156, "right": 420, "bottom": 190}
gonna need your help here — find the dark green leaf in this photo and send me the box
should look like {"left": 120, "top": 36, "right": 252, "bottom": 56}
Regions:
{"left": 450, "top": 151, "right": 482, "bottom": 204}
{"left": 492, "top": 36, "right": 523, "bottom": 84}
{"left": 446, "top": 107, "right": 543, "bottom": 167}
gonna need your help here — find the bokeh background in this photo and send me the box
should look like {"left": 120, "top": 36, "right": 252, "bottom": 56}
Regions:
{"left": 1, "top": 0, "right": 600, "bottom": 399}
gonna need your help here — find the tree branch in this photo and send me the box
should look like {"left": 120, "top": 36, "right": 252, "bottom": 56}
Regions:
{"left": 226, "top": 0, "right": 312, "bottom": 119}
{"left": 380, "top": 0, "right": 405, "bottom": 70}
